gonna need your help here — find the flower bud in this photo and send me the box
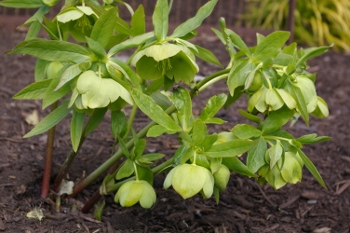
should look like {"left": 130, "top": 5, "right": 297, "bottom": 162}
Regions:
{"left": 213, "top": 164, "right": 230, "bottom": 190}
{"left": 46, "top": 61, "right": 64, "bottom": 80}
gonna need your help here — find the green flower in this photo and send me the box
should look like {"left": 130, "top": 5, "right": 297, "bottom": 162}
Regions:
{"left": 114, "top": 180, "right": 156, "bottom": 209}
{"left": 213, "top": 164, "right": 230, "bottom": 190}
{"left": 258, "top": 151, "right": 303, "bottom": 189}
{"left": 131, "top": 43, "right": 199, "bottom": 84}
{"left": 56, "top": 6, "right": 98, "bottom": 42}
{"left": 70, "top": 70, "right": 133, "bottom": 109}
{"left": 164, "top": 163, "right": 214, "bottom": 199}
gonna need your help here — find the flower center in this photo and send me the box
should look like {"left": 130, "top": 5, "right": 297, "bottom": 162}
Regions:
{"left": 156, "top": 59, "right": 172, "bottom": 75}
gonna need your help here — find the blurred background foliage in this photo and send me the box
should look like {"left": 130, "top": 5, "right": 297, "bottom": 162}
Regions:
{"left": 242, "top": 0, "right": 350, "bottom": 52}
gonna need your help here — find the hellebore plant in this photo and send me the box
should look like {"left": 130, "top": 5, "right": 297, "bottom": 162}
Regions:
{"left": 1, "top": 0, "right": 332, "bottom": 215}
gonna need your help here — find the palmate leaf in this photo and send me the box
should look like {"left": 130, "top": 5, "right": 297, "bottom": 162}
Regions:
{"left": 0, "top": 0, "right": 42, "bottom": 8}
{"left": 152, "top": 0, "right": 169, "bottom": 41}
{"left": 7, "top": 39, "right": 91, "bottom": 63}
{"left": 24, "top": 100, "right": 72, "bottom": 138}
{"left": 171, "top": 0, "right": 218, "bottom": 38}
{"left": 131, "top": 89, "right": 181, "bottom": 133}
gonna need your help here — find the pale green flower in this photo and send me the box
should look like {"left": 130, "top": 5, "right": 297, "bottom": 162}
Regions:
{"left": 131, "top": 43, "right": 199, "bottom": 84}
{"left": 114, "top": 180, "right": 156, "bottom": 209}
{"left": 164, "top": 163, "right": 214, "bottom": 199}
{"left": 70, "top": 70, "right": 133, "bottom": 109}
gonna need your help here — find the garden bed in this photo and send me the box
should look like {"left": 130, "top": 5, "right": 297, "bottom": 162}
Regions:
{"left": 0, "top": 28, "right": 349, "bottom": 232}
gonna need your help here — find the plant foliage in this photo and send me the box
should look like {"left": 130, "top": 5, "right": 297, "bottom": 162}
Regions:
{"left": 1, "top": 0, "right": 331, "bottom": 214}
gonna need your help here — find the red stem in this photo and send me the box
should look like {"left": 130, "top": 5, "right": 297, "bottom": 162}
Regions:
{"left": 41, "top": 102, "right": 58, "bottom": 198}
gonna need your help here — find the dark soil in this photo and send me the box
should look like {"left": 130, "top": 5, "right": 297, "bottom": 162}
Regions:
{"left": 1, "top": 27, "right": 350, "bottom": 233}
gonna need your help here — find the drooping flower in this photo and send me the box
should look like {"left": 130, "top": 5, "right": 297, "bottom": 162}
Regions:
{"left": 114, "top": 180, "right": 156, "bottom": 208}
{"left": 131, "top": 43, "right": 199, "bottom": 84}
{"left": 56, "top": 6, "right": 98, "bottom": 42}
{"left": 70, "top": 70, "right": 133, "bottom": 109}
{"left": 164, "top": 163, "right": 214, "bottom": 199}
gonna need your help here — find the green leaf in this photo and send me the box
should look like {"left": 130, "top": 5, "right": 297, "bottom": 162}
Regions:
{"left": 70, "top": 111, "right": 84, "bottom": 152}
{"left": 147, "top": 125, "right": 168, "bottom": 137}
{"left": 205, "top": 139, "right": 255, "bottom": 158}
{"left": 152, "top": 0, "right": 169, "bottom": 41}
{"left": 284, "top": 82, "right": 309, "bottom": 124}
{"left": 24, "top": 100, "right": 72, "bottom": 138}
{"left": 173, "top": 87, "right": 192, "bottom": 131}
{"left": 8, "top": 39, "right": 91, "bottom": 63}
{"left": 131, "top": 5, "right": 146, "bottom": 36}
{"left": 232, "top": 124, "right": 261, "bottom": 139}
{"left": 225, "top": 28, "right": 251, "bottom": 57}
{"left": 297, "top": 148, "right": 326, "bottom": 188}
{"left": 86, "top": 37, "right": 106, "bottom": 59}
{"left": 142, "top": 153, "right": 165, "bottom": 161}
{"left": 116, "top": 159, "right": 134, "bottom": 180}
{"left": 13, "top": 79, "right": 52, "bottom": 100}
{"left": 247, "top": 136, "right": 267, "bottom": 173}
{"left": 202, "top": 134, "right": 218, "bottom": 151}
{"left": 227, "top": 59, "right": 256, "bottom": 95}
{"left": 108, "top": 32, "right": 155, "bottom": 56}
{"left": 35, "top": 59, "right": 50, "bottom": 82}
{"left": 134, "top": 139, "right": 147, "bottom": 159}
{"left": 131, "top": 89, "right": 181, "bottom": 132}
{"left": 262, "top": 107, "right": 295, "bottom": 135}
{"left": 192, "top": 45, "right": 222, "bottom": 67}
{"left": 296, "top": 134, "right": 331, "bottom": 145}
{"left": 0, "top": 0, "right": 43, "bottom": 8}
{"left": 200, "top": 94, "right": 227, "bottom": 121}
{"left": 24, "top": 6, "right": 50, "bottom": 40}
{"left": 55, "top": 63, "right": 83, "bottom": 91}
{"left": 84, "top": 108, "right": 108, "bottom": 136}
{"left": 296, "top": 46, "right": 330, "bottom": 68}
{"left": 90, "top": 7, "right": 118, "bottom": 49}
{"left": 108, "top": 58, "right": 140, "bottom": 88}
{"left": 115, "top": 17, "right": 133, "bottom": 35}
{"left": 192, "top": 119, "right": 207, "bottom": 146}
{"left": 253, "top": 31, "right": 290, "bottom": 62}
{"left": 267, "top": 141, "right": 283, "bottom": 169}
{"left": 238, "top": 109, "right": 261, "bottom": 124}
{"left": 223, "top": 157, "right": 256, "bottom": 177}
{"left": 171, "top": 0, "right": 218, "bottom": 38}
{"left": 42, "top": 71, "right": 72, "bottom": 109}
{"left": 111, "top": 110, "right": 127, "bottom": 139}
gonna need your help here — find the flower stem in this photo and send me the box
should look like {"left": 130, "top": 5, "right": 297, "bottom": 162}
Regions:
{"left": 41, "top": 101, "right": 58, "bottom": 198}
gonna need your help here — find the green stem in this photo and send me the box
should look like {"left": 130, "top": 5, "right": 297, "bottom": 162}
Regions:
{"left": 41, "top": 101, "right": 58, "bottom": 198}
{"left": 72, "top": 69, "right": 230, "bottom": 197}
{"left": 124, "top": 105, "right": 138, "bottom": 139}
